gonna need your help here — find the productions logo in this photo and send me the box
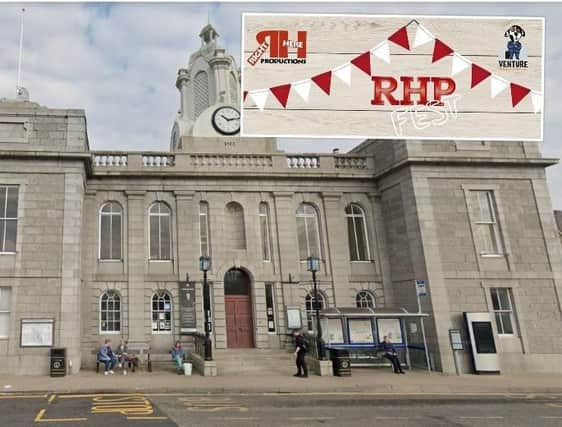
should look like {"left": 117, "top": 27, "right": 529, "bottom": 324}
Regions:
{"left": 498, "top": 25, "right": 529, "bottom": 70}
{"left": 247, "top": 30, "right": 307, "bottom": 66}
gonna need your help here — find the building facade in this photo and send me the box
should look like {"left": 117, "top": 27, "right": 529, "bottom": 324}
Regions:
{"left": 1, "top": 24, "right": 562, "bottom": 375}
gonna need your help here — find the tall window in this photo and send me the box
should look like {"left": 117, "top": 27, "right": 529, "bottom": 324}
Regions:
{"left": 0, "top": 287, "right": 11, "bottom": 338}
{"left": 470, "top": 190, "right": 503, "bottom": 255}
{"left": 152, "top": 292, "right": 172, "bottom": 333}
{"left": 265, "top": 283, "right": 276, "bottom": 332}
{"left": 296, "top": 203, "right": 321, "bottom": 261}
{"left": 305, "top": 292, "right": 325, "bottom": 331}
{"left": 149, "top": 202, "right": 171, "bottom": 260}
{"left": 356, "top": 291, "right": 375, "bottom": 308}
{"left": 490, "top": 288, "right": 516, "bottom": 335}
{"left": 346, "top": 204, "right": 371, "bottom": 261}
{"left": 225, "top": 202, "right": 246, "bottom": 250}
{"left": 0, "top": 186, "right": 18, "bottom": 253}
{"left": 100, "top": 291, "right": 121, "bottom": 333}
{"left": 99, "top": 202, "right": 122, "bottom": 260}
{"left": 200, "top": 202, "right": 210, "bottom": 256}
{"left": 259, "top": 202, "right": 272, "bottom": 261}
{"left": 193, "top": 71, "right": 210, "bottom": 118}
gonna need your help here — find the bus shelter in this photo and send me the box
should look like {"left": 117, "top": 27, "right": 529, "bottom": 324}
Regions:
{"left": 312, "top": 307, "right": 431, "bottom": 370}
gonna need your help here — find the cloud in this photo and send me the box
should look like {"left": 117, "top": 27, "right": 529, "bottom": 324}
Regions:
{"left": 0, "top": 2, "right": 561, "bottom": 207}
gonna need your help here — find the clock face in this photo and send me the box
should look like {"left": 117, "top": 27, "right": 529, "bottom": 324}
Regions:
{"left": 212, "top": 106, "right": 240, "bottom": 135}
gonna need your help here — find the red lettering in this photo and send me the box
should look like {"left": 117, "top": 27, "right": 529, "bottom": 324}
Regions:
{"left": 371, "top": 76, "right": 399, "bottom": 105}
{"left": 401, "top": 76, "right": 429, "bottom": 106}
{"left": 256, "top": 30, "right": 307, "bottom": 59}
{"left": 372, "top": 76, "right": 456, "bottom": 106}
{"left": 432, "top": 77, "right": 456, "bottom": 105}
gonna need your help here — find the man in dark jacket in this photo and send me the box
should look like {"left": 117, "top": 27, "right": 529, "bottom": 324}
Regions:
{"left": 293, "top": 329, "right": 308, "bottom": 378}
{"left": 382, "top": 336, "right": 405, "bottom": 374}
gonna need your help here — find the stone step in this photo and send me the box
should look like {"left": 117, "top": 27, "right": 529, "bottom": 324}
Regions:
{"left": 214, "top": 349, "right": 296, "bottom": 376}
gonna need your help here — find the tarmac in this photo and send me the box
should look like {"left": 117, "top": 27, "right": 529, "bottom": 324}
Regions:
{"left": 2, "top": 368, "right": 562, "bottom": 396}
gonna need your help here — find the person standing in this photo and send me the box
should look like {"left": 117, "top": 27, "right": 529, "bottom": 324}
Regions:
{"left": 293, "top": 329, "right": 308, "bottom": 378}
{"left": 382, "top": 335, "right": 405, "bottom": 374}
{"left": 171, "top": 341, "right": 186, "bottom": 375}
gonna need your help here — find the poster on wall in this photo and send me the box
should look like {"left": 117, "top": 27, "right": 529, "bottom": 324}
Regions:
{"left": 179, "top": 281, "right": 197, "bottom": 334}
{"left": 348, "top": 319, "right": 374, "bottom": 343}
{"left": 20, "top": 319, "right": 54, "bottom": 347}
{"left": 377, "top": 318, "right": 403, "bottom": 344}
{"left": 323, "top": 318, "right": 344, "bottom": 344}
{"left": 242, "top": 14, "right": 544, "bottom": 140}
{"left": 286, "top": 307, "right": 303, "bottom": 329}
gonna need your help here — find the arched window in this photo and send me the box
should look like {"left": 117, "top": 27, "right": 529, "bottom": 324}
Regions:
{"left": 100, "top": 291, "right": 121, "bottom": 333}
{"left": 345, "top": 204, "right": 371, "bottom": 261}
{"left": 149, "top": 202, "right": 171, "bottom": 260}
{"left": 356, "top": 291, "right": 375, "bottom": 309}
{"left": 305, "top": 292, "right": 326, "bottom": 331}
{"left": 99, "top": 202, "right": 122, "bottom": 260}
{"left": 259, "top": 202, "right": 272, "bottom": 261}
{"left": 296, "top": 203, "right": 321, "bottom": 261}
{"left": 152, "top": 292, "right": 172, "bottom": 333}
{"left": 199, "top": 202, "right": 210, "bottom": 256}
{"left": 193, "top": 71, "right": 210, "bottom": 118}
{"left": 225, "top": 202, "right": 246, "bottom": 250}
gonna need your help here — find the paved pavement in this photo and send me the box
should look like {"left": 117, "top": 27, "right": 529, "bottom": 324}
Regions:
{"left": 3, "top": 392, "right": 562, "bottom": 426}
{"left": 3, "top": 368, "right": 562, "bottom": 395}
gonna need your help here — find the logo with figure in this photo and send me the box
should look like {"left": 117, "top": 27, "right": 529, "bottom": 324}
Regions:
{"left": 498, "top": 25, "right": 529, "bottom": 69}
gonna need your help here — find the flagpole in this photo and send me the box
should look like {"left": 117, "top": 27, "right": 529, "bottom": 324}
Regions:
{"left": 16, "top": 8, "right": 25, "bottom": 90}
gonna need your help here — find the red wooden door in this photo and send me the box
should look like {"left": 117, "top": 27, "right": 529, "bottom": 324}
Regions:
{"left": 225, "top": 295, "right": 254, "bottom": 348}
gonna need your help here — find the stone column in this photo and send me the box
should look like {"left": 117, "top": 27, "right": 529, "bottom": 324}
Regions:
{"left": 126, "top": 190, "right": 147, "bottom": 346}
{"left": 175, "top": 191, "right": 196, "bottom": 282}
{"left": 59, "top": 172, "right": 85, "bottom": 373}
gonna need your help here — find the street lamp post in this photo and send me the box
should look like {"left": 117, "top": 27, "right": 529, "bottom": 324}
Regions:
{"left": 199, "top": 256, "right": 212, "bottom": 361}
{"left": 307, "top": 256, "right": 326, "bottom": 360}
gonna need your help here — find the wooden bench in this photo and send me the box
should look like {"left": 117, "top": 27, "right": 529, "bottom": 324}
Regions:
{"left": 94, "top": 345, "right": 149, "bottom": 373}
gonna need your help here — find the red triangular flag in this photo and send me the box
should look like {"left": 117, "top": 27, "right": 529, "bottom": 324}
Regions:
{"left": 311, "top": 71, "right": 332, "bottom": 95}
{"left": 432, "top": 39, "right": 454, "bottom": 63}
{"left": 388, "top": 26, "right": 410, "bottom": 50}
{"left": 270, "top": 84, "right": 291, "bottom": 108}
{"left": 351, "top": 51, "right": 371, "bottom": 76}
{"left": 243, "top": 90, "right": 248, "bottom": 102}
{"left": 510, "top": 83, "right": 531, "bottom": 107}
{"left": 471, "top": 64, "right": 491, "bottom": 88}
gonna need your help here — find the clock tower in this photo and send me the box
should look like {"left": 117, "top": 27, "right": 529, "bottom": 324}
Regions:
{"left": 170, "top": 23, "right": 278, "bottom": 154}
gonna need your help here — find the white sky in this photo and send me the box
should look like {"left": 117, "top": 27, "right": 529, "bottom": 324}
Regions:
{"left": 0, "top": 2, "right": 561, "bottom": 207}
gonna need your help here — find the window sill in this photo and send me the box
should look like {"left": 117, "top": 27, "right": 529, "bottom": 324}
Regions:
{"left": 149, "top": 259, "right": 173, "bottom": 263}
{"left": 480, "top": 254, "right": 504, "bottom": 258}
{"left": 497, "top": 333, "right": 518, "bottom": 337}
{"left": 152, "top": 331, "right": 172, "bottom": 335}
{"left": 350, "top": 260, "right": 374, "bottom": 263}
{"left": 98, "top": 259, "right": 123, "bottom": 263}
{"left": 99, "top": 331, "right": 121, "bottom": 335}
{"left": 0, "top": 252, "right": 16, "bottom": 255}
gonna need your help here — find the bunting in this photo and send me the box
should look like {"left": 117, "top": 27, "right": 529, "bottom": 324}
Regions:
{"left": 244, "top": 21, "right": 540, "bottom": 112}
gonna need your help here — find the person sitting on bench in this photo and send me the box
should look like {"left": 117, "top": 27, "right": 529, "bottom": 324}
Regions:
{"left": 382, "top": 335, "right": 405, "bottom": 374}
{"left": 117, "top": 340, "right": 139, "bottom": 372}
{"left": 170, "top": 341, "right": 186, "bottom": 375}
{"left": 98, "top": 338, "right": 117, "bottom": 375}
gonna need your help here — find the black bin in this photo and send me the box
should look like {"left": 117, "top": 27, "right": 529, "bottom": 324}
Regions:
{"left": 50, "top": 348, "right": 66, "bottom": 377}
{"left": 330, "top": 349, "right": 351, "bottom": 377}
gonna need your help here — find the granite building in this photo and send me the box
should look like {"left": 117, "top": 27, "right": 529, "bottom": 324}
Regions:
{"left": 1, "top": 24, "right": 562, "bottom": 376}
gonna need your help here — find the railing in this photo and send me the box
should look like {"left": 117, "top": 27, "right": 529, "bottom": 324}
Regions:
{"left": 335, "top": 156, "right": 368, "bottom": 169}
{"left": 142, "top": 154, "right": 175, "bottom": 167}
{"left": 194, "top": 332, "right": 213, "bottom": 361}
{"left": 93, "top": 154, "right": 128, "bottom": 167}
{"left": 304, "top": 332, "right": 319, "bottom": 360}
{"left": 191, "top": 154, "right": 273, "bottom": 168}
{"left": 286, "top": 156, "right": 320, "bottom": 169}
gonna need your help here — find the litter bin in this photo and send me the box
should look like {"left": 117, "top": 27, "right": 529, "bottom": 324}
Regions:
{"left": 330, "top": 349, "right": 351, "bottom": 377}
{"left": 50, "top": 348, "right": 66, "bottom": 377}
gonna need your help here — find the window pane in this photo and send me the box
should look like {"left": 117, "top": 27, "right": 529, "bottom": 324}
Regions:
{"left": 0, "top": 287, "right": 11, "bottom": 311}
{"left": 474, "top": 223, "right": 495, "bottom": 254}
{"left": 0, "top": 188, "right": 6, "bottom": 218}
{"left": 355, "top": 217, "right": 368, "bottom": 261}
{"left": 150, "top": 215, "right": 160, "bottom": 259}
{"left": 160, "top": 216, "right": 171, "bottom": 260}
{"left": 307, "top": 217, "right": 320, "bottom": 258}
{"left": 6, "top": 187, "right": 18, "bottom": 218}
{"left": 114, "top": 322, "right": 120, "bottom": 332}
{"left": 296, "top": 217, "right": 307, "bottom": 260}
{"left": 100, "top": 215, "right": 111, "bottom": 259}
{"left": 497, "top": 289, "right": 511, "bottom": 310}
{"left": 4, "top": 220, "right": 16, "bottom": 253}
{"left": 260, "top": 215, "right": 270, "bottom": 261}
{"left": 200, "top": 212, "right": 209, "bottom": 256}
{"left": 500, "top": 312, "right": 514, "bottom": 334}
{"left": 347, "top": 217, "right": 358, "bottom": 261}
{"left": 111, "top": 215, "right": 121, "bottom": 259}
{"left": 476, "top": 191, "right": 493, "bottom": 222}
{"left": 491, "top": 289, "right": 500, "bottom": 310}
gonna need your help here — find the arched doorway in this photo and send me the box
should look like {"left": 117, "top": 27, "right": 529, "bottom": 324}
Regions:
{"left": 224, "top": 268, "right": 254, "bottom": 348}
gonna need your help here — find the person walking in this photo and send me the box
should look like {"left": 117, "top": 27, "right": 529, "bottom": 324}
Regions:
{"left": 382, "top": 335, "right": 405, "bottom": 374}
{"left": 293, "top": 329, "right": 308, "bottom": 378}
{"left": 98, "top": 338, "right": 116, "bottom": 375}
{"left": 171, "top": 341, "right": 186, "bottom": 375}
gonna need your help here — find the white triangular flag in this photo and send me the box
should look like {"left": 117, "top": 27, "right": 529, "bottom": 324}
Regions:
{"left": 292, "top": 80, "right": 312, "bottom": 102}
{"left": 250, "top": 90, "right": 269, "bottom": 111}
{"left": 413, "top": 25, "right": 434, "bottom": 48}
{"left": 490, "top": 75, "right": 508, "bottom": 98}
{"left": 451, "top": 53, "right": 471, "bottom": 76}
{"left": 372, "top": 41, "right": 391, "bottom": 64}
{"left": 531, "top": 92, "right": 542, "bottom": 113}
{"left": 333, "top": 63, "right": 351, "bottom": 86}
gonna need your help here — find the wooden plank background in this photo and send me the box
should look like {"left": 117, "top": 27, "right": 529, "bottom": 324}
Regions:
{"left": 241, "top": 14, "right": 543, "bottom": 140}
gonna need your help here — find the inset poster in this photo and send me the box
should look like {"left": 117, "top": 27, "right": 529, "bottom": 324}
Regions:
{"left": 20, "top": 319, "right": 54, "bottom": 347}
{"left": 323, "top": 318, "right": 344, "bottom": 344}
{"left": 348, "top": 319, "right": 374, "bottom": 343}
{"left": 242, "top": 14, "right": 544, "bottom": 140}
{"left": 377, "top": 318, "right": 403, "bottom": 344}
